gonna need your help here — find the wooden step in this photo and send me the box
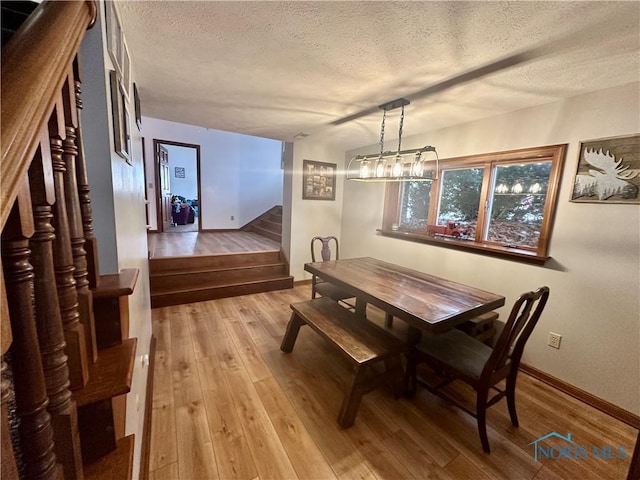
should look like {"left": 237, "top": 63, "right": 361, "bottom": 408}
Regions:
{"left": 72, "top": 338, "right": 137, "bottom": 406}
{"left": 149, "top": 251, "right": 282, "bottom": 275}
{"left": 250, "top": 225, "right": 281, "bottom": 243}
{"left": 93, "top": 269, "right": 139, "bottom": 349}
{"left": 84, "top": 434, "right": 134, "bottom": 480}
{"left": 151, "top": 275, "right": 294, "bottom": 308}
{"left": 269, "top": 212, "right": 282, "bottom": 222}
{"left": 73, "top": 338, "right": 136, "bottom": 463}
{"left": 150, "top": 262, "right": 288, "bottom": 290}
{"left": 259, "top": 218, "right": 281, "bottom": 233}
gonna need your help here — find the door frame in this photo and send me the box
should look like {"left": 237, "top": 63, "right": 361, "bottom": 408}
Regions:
{"left": 153, "top": 138, "right": 202, "bottom": 233}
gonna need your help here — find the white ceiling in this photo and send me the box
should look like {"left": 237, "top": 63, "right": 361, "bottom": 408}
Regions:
{"left": 117, "top": 1, "right": 640, "bottom": 151}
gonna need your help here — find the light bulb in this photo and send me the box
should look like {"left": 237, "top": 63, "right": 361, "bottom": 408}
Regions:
{"left": 392, "top": 159, "right": 403, "bottom": 177}
{"left": 376, "top": 159, "right": 385, "bottom": 177}
{"left": 360, "top": 160, "right": 370, "bottom": 178}
{"left": 412, "top": 153, "right": 423, "bottom": 176}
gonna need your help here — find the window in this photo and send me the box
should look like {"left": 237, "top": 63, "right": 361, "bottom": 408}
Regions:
{"left": 381, "top": 145, "right": 566, "bottom": 263}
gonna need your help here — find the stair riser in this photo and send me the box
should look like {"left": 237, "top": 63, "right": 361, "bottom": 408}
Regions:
{"left": 259, "top": 219, "right": 281, "bottom": 233}
{"left": 251, "top": 227, "right": 281, "bottom": 243}
{"left": 150, "top": 251, "right": 281, "bottom": 274}
{"left": 151, "top": 264, "right": 287, "bottom": 290}
{"left": 151, "top": 277, "right": 293, "bottom": 308}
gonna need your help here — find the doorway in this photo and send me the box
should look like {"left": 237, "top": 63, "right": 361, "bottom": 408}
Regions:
{"left": 153, "top": 139, "right": 201, "bottom": 233}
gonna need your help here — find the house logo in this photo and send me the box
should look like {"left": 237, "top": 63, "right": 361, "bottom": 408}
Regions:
{"left": 529, "top": 431, "right": 628, "bottom": 462}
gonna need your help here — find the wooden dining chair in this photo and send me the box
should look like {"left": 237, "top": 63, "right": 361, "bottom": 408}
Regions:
{"left": 310, "top": 236, "right": 354, "bottom": 307}
{"left": 405, "top": 286, "right": 550, "bottom": 453}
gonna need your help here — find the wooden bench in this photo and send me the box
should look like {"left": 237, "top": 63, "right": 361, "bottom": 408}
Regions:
{"left": 456, "top": 311, "right": 498, "bottom": 346}
{"left": 280, "top": 297, "right": 406, "bottom": 428}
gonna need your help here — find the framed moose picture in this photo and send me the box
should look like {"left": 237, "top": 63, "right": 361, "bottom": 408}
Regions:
{"left": 570, "top": 134, "right": 640, "bottom": 204}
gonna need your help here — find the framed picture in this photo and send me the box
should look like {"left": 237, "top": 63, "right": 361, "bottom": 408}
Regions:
{"left": 109, "top": 70, "right": 132, "bottom": 164}
{"left": 105, "top": 1, "right": 122, "bottom": 75}
{"left": 121, "top": 39, "right": 131, "bottom": 99}
{"left": 133, "top": 82, "right": 142, "bottom": 130}
{"left": 302, "top": 160, "right": 336, "bottom": 200}
{"left": 175, "top": 167, "right": 185, "bottom": 178}
{"left": 570, "top": 134, "right": 640, "bottom": 204}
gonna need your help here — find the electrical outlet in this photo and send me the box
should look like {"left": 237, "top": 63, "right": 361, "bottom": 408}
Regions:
{"left": 548, "top": 332, "right": 562, "bottom": 349}
{"left": 230, "top": 215, "right": 234, "bottom": 220}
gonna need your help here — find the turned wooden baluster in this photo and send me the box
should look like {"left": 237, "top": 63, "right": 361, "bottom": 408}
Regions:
{"left": 49, "top": 102, "right": 89, "bottom": 390}
{"left": 1, "top": 182, "right": 63, "bottom": 480}
{"left": 0, "top": 262, "right": 19, "bottom": 480}
{"left": 73, "top": 58, "right": 100, "bottom": 290}
{"left": 62, "top": 71, "right": 98, "bottom": 363}
{"left": 1, "top": 360, "right": 19, "bottom": 480}
{"left": 29, "top": 132, "right": 84, "bottom": 480}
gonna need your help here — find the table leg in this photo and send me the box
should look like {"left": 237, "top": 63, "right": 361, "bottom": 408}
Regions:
{"left": 355, "top": 297, "right": 367, "bottom": 318}
{"left": 406, "top": 326, "right": 422, "bottom": 346}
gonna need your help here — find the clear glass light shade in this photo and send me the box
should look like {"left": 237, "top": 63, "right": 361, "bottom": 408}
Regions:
{"left": 529, "top": 182, "right": 541, "bottom": 193}
{"left": 511, "top": 183, "right": 523, "bottom": 194}
{"left": 346, "top": 146, "right": 438, "bottom": 182}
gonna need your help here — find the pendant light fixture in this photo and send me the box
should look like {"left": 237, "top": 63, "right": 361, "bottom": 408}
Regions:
{"left": 346, "top": 98, "right": 439, "bottom": 182}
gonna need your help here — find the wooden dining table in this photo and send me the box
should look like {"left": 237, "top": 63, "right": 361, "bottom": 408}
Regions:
{"left": 304, "top": 257, "right": 505, "bottom": 344}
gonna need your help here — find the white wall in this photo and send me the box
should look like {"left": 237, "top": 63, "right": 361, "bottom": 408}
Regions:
{"left": 81, "top": 2, "right": 153, "bottom": 477}
{"left": 141, "top": 117, "right": 282, "bottom": 230}
{"left": 165, "top": 144, "right": 198, "bottom": 200}
{"left": 289, "top": 141, "right": 346, "bottom": 280}
{"left": 281, "top": 142, "right": 294, "bottom": 265}
{"left": 238, "top": 136, "right": 283, "bottom": 225}
{"left": 340, "top": 82, "right": 640, "bottom": 414}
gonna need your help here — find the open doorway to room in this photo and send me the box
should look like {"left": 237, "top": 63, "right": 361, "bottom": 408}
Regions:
{"left": 153, "top": 139, "right": 201, "bottom": 233}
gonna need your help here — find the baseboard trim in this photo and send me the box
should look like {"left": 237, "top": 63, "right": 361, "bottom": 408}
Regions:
{"left": 139, "top": 335, "right": 157, "bottom": 480}
{"left": 520, "top": 363, "right": 640, "bottom": 429}
{"left": 294, "top": 279, "right": 312, "bottom": 286}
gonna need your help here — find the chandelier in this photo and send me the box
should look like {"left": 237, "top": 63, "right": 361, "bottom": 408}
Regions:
{"left": 346, "top": 98, "right": 439, "bottom": 182}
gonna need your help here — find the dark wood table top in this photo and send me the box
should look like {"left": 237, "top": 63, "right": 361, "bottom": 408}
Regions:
{"left": 304, "top": 257, "right": 505, "bottom": 335}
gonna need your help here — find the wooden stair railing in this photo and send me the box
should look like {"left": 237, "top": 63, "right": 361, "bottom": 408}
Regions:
{"left": 2, "top": 2, "right": 139, "bottom": 479}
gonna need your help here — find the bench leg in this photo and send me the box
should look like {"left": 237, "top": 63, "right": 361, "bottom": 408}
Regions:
{"left": 338, "top": 365, "right": 368, "bottom": 428}
{"left": 385, "top": 313, "right": 394, "bottom": 328}
{"left": 280, "top": 313, "right": 306, "bottom": 353}
{"left": 404, "top": 351, "right": 418, "bottom": 397}
{"left": 384, "top": 356, "right": 405, "bottom": 398}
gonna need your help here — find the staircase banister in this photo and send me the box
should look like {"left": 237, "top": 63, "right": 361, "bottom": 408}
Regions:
{"left": 1, "top": 0, "right": 97, "bottom": 229}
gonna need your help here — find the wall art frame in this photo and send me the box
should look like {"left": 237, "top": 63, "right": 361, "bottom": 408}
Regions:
{"left": 570, "top": 134, "right": 640, "bottom": 204}
{"left": 121, "top": 38, "right": 131, "bottom": 99}
{"left": 302, "top": 160, "right": 336, "bottom": 200}
{"left": 133, "top": 82, "right": 142, "bottom": 130}
{"left": 109, "top": 70, "right": 132, "bottom": 165}
{"left": 105, "top": 0, "right": 122, "bottom": 75}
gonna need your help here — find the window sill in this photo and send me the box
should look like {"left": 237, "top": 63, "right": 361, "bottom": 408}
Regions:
{"left": 377, "top": 229, "right": 550, "bottom": 265}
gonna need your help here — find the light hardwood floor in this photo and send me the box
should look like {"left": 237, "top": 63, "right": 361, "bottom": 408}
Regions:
{"left": 149, "top": 285, "right": 637, "bottom": 480}
{"left": 148, "top": 231, "right": 280, "bottom": 258}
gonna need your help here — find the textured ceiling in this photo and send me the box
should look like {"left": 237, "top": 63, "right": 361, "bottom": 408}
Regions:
{"left": 117, "top": 1, "right": 640, "bottom": 150}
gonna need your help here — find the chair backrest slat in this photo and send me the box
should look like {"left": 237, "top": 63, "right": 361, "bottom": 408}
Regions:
{"left": 483, "top": 286, "right": 550, "bottom": 378}
{"left": 311, "top": 236, "right": 339, "bottom": 262}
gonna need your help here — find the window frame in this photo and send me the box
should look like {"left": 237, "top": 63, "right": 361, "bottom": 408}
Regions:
{"left": 380, "top": 144, "right": 567, "bottom": 264}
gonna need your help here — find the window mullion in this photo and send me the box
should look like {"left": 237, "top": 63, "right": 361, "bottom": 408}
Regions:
{"left": 475, "top": 161, "right": 494, "bottom": 242}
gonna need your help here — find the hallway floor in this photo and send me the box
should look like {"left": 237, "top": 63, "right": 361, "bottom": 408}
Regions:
{"left": 147, "top": 231, "right": 280, "bottom": 258}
